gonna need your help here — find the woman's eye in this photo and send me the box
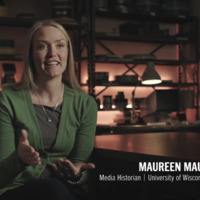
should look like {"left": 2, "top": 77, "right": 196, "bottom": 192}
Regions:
{"left": 57, "top": 43, "right": 65, "bottom": 48}
{"left": 37, "top": 44, "right": 46, "bottom": 50}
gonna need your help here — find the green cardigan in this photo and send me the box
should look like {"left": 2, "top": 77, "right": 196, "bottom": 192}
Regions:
{"left": 0, "top": 85, "right": 97, "bottom": 195}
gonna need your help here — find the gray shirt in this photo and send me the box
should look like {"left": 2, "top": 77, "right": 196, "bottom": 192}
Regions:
{"left": 33, "top": 104, "right": 62, "bottom": 150}
{"left": 33, "top": 104, "right": 62, "bottom": 178}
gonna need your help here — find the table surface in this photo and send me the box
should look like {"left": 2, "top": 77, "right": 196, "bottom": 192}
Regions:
{"left": 94, "top": 132, "right": 200, "bottom": 161}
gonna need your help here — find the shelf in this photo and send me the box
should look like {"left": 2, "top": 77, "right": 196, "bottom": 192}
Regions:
{"left": 82, "top": 56, "right": 197, "bottom": 66}
{"left": 0, "top": 55, "right": 84, "bottom": 62}
{"left": 0, "top": 17, "right": 87, "bottom": 30}
{"left": 96, "top": 11, "right": 198, "bottom": 24}
{"left": 55, "top": 18, "right": 87, "bottom": 30}
{"left": 0, "top": 17, "right": 35, "bottom": 28}
{"left": 0, "top": 54, "right": 23, "bottom": 61}
{"left": 93, "top": 59, "right": 197, "bottom": 66}
{"left": 96, "top": 32, "right": 195, "bottom": 44}
{"left": 98, "top": 108, "right": 140, "bottom": 112}
{"left": 81, "top": 82, "right": 198, "bottom": 87}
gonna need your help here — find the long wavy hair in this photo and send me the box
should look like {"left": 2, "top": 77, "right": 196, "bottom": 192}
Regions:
{"left": 16, "top": 20, "right": 81, "bottom": 91}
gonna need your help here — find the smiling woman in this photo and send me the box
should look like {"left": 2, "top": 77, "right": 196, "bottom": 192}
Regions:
{"left": 0, "top": 20, "right": 97, "bottom": 200}
{"left": 32, "top": 26, "right": 68, "bottom": 80}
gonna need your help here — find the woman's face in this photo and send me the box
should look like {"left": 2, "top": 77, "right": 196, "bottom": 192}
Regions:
{"left": 32, "top": 26, "right": 68, "bottom": 81}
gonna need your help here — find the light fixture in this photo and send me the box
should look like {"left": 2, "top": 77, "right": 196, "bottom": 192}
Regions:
{"left": 141, "top": 61, "right": 162, "bottom": 85}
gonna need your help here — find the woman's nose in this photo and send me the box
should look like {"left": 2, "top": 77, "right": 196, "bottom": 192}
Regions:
{"left": 47, "top": 45, "right": 57, "bottom": 57}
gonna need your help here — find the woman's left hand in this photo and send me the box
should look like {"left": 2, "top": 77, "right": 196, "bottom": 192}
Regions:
{"left": 52, "top": 158, "right": 95, "bottom": 180}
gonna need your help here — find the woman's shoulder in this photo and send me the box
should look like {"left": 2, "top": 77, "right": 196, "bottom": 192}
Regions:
{"left": 0, "top": 84, "right": 28, "bottom": 98}
{"left": 64, "top": 85, "right": 93, "bottom": 100}
{"left": 64, "top": 85, "right": 97, "bottom": 107}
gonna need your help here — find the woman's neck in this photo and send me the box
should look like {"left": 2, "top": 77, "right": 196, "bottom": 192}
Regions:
{"left": 31, "top": 78, "right": 64, "bottom": 107}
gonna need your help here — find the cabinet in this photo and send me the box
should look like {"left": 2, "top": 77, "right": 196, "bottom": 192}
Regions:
{"left": 83, "top": 0, "right": 199, "bottom": 121}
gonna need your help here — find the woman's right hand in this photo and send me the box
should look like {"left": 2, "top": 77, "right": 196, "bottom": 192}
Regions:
{"left": 17, "top": 129, "right": 41, "bottom": 165}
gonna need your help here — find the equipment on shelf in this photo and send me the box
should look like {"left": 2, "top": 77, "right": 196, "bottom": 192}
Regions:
{"left": 103, "top": 95, "right": 113, "bottom": 110}
{"left": 115, "top": 75, "right": 138, "bottom": 85}
{"left": 119, "top": 22, "right": 169, "bottom": 38}
{"left": 94, "top": 72, "right": 109, "bottom": 85}
{"left": 16, "top": 13, "right": 36, "bottom": 19}
{"left": 51, "top": 0, "right": 74, "bottom": 19}
{"left": 134, "top": 0, "right": 160, "bottom": 14}
{"left": 2, "top": 63, "right": 16, "bottom": 84}
{"left": 110, "top": 0, "right": 134, "bottom": 13}
{"left": 114, "top": 91, "right": 128, "bottom": 110}
{"left": 0, "top": 39, "right": 16, "bottom": 55}
{"left": 95, "top": 54, "right": 119, "bottom": 61}
{"left": 123, "top": 54, "right": 156, "bottom": 61}
{"left": 161, "top": 0, "right": 189, "bottom": 16}
{"left": 95, "top": 0, "right": 190, "bottom": 16}
{"left": 95, "top": 0, "right": 109, "bottom": 12}
{"left": 95, "top": 98, "right": 101, "bottom": 110}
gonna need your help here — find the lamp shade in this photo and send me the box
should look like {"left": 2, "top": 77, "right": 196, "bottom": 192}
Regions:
{"left": 141, "top": 61, "right": 162, "bottom": 85}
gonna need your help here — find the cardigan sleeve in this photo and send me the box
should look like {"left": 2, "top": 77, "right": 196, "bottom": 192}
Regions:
{"left": 68, "top": 95, "right": 97, "bottom": 164}
{"left": 0, "top": 91, "right": 25, "bottom": 187}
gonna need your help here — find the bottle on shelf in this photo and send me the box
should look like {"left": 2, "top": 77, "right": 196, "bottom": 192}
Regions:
{"left": 130, "top": 89, "right": 137, "bottom": 124}
{"left": 103, "top": 95, "right": 112, "bottom": 110}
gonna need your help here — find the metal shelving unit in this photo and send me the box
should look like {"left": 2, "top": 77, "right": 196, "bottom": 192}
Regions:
{"left": 85, "top": 0, "right": 199, "bottom": 118}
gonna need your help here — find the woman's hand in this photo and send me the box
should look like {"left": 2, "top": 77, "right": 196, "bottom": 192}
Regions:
{"left": 17, "top": 129, "right": 41, "bottom": 165}
{"left": 52, "top": 158, "right": 95, "bottom": 180}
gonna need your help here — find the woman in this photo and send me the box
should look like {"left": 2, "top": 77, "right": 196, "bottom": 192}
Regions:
{"left": 0, "top": 20, "right": 97, "bottom": 200}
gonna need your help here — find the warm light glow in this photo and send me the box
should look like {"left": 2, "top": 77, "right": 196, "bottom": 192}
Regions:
{"left": 112, "top": 105, "right": 116, "bottom": 109}
{"left": 100, "top": 104, "right": 104, "bottom": 109}
{"left": 142, "top": 79, "right": 162, "bottom": 85}
{"left": 126, "top": 104, "right": 132, "bottom": 109}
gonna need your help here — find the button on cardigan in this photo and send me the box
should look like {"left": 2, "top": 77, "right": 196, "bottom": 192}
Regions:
{"left": 0, "top": 85, "right": 97, "bottom": 195}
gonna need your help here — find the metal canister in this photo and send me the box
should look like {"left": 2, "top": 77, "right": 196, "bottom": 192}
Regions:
{"left": 0, "top": 39, "right": 16, "bottom": 55}
{"left": 95, "top": 0, "right": 108, "bottom": 12}
{"left": 103, "top": 96, "right": 113, "bottom": 110}
{"left": 134, "top": 0, "right": 160, "bottom": 14}
{"left": 161, "top": 0, "right": 189, "bottom": 16}
{"left": 110, "top": 0, "right": 134, "bottom": 13}
{"left": 51, "top": 0, "right": 73, "bottom": 18}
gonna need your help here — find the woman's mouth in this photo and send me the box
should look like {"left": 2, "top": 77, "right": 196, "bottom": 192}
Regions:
{"left": 46, "top": 61, "right": 59, "bottom": 66}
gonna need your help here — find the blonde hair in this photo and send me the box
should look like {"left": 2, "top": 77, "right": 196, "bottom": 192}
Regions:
{"left": 18, "top": 20, "right": 81, "bottom": 91}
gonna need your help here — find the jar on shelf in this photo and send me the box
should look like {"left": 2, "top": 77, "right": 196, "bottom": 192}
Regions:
{"left": 0, "top": 39, "right": 16, "bottom": 55}
{"left": 95, "top": 0, "right": 109, "bottom": 12}
{"left": 134, "top": 0, "right": 160, "bottom": 14}
{"left": 51, "top": 0, "right": 74, "bottom": 19}
{"left": 161, "top": 0, "right": 189, "bottom": 16}
{"left": 103, "top": 95, "right": 113, "bottom": 110}
{"left": 95, "top": 98, "right": 101, "bottom": 110}
{"left": 110, "top": 0, "right": 134, "bottom": 13}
